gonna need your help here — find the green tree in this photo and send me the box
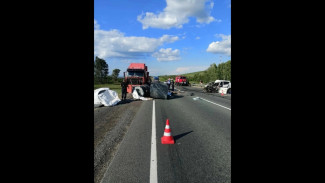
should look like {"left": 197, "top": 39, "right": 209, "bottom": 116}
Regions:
{"left": 112, "top": 69, "right": 121, "bottom": 82}
{"left": 94, "top": 56, "right": 109, "bottom": 84}
{"left": 224, "top": 60, "right": 231, "bottom": 81}
{"left": 193, "top": 73, "right": 199, "bottom": 82}
{"left": 206, "top": 63, "right": 218, "bottom": 82}
{"left": 156, "top": 60, "right": 231, "bottom": 84}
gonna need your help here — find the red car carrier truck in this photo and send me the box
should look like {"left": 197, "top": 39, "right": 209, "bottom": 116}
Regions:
{"left": 123, "top": 63, "right": 168, "bottom": 99}
{"left": 123, "top": 63, "right": 150, "bottom": 94}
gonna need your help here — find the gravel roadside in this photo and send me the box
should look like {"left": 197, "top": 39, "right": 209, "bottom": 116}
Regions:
{"left": 94, "top": 94, "right": 143, "bottom": 183}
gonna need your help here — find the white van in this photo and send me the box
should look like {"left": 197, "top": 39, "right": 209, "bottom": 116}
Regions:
{"left": 214, "top": 80, "right": 231, "bottom": 94}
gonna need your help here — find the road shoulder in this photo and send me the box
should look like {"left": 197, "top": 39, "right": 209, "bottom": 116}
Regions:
{"left": 94, "top": 100, "right": 143, "bottom": 183}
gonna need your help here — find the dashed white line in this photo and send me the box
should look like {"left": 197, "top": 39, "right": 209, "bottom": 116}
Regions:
{"left": 198, "top": 97, "right": 231, "bottom": 111}
{"left": 150, "top": 100, "right": 158, "bottom": 183}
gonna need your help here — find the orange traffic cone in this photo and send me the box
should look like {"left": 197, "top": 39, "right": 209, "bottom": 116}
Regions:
{"left": 161, "top": 119, "right": 175, "bottom": 144}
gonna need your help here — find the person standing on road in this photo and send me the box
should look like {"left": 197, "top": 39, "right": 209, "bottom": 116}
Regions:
{"left": 167, "top": 78, "right": 171, "bottom": 90}
{"left": 171, "top": 79, "right": 174, "bottom": 91}
{"left": 200, "top": 80, "right": 203, "bottom": 88}
{"left": 120, "top": 79, "right": 128, "bottom": 100}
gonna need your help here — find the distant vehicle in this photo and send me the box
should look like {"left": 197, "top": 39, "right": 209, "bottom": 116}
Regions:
{"left": 175, "top": 76, "right": 190, "bottom": 86}
{"left": 153, "top": 76, "right": 159, "bottom": 81}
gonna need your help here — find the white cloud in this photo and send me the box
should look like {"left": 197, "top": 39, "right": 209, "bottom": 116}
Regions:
{"left": 152, "top": 48, "right": 180, "bottom": 61}
{"left": 196, "top": 36, "right": 200, "bottom": 40}
{"left": 94, "top": 28, "right": 179, "bottom": 59}
{"left": 206, "top": 34, "right": 231, "bottom": 56}
{"left": 137, "top": 0, "right": 217, "bottom": 29}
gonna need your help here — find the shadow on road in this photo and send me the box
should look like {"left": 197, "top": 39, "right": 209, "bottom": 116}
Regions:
{"left": 174, "top": 130, "right": 193, "bottom": 142}
{"left": 167, "top": 94, "right": 184, "bottom": 100}
{"left": 117, "top": 99, "right": 135, "bottom": 105}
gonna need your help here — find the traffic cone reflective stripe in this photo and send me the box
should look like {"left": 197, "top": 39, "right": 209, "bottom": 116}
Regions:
{"left": 164, "top": 132, "right": 171, "bottom": 136}
{"left": 163, "top": 127, "right": 171, "bottom": 136}
{"left": 161, "top": 119, "right": 175, "bottom": 144}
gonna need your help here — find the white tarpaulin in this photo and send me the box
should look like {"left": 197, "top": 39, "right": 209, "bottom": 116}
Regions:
{"left": 132, "top": 89, "right": 152, "bottom": 101}
{"left": 132, "top": 89, "right": 140, "bottom": 99}
{"left": 94, "top": 88, "right": 121, "bottom": 107}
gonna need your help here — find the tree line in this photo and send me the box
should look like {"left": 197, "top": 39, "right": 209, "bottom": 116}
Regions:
{"left": 94, "top": 56, "right": 122, "bottom": 84}
{"left": 159, "top": 60, "right": 231, "bottom": 84}
{"left": 94, "top": 56, "right": 231, "bottom": 85}
{"left": 188, "top": 60, "right": 231, "bottom": 83}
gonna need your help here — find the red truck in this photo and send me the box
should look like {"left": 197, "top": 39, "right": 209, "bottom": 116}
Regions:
{"left": 175, "top": 75, "right": 190, "bottom": 86}
{"left": 123, "top": 63, "right": 151, "bottom": 95}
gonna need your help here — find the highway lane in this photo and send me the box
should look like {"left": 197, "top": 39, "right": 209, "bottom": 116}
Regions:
{"left": 100, "top": 88, "right": 231, "bottom": 183}
{"left": 175, "top": 85, "right": 231, "bottom": 109}
{"left": 156, "top": 92, "right": 231, "bottom": 183}
{"left": 100, "top": 100, "right": 153, "bottom": 183}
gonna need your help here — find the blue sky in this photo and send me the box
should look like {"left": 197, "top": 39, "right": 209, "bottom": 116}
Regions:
{"left": 94, "top": 0, "right": 231, "bottom": 77}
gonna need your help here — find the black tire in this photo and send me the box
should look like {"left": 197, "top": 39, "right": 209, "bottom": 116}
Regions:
{"left": 133, "top": 86, "right": 144, "bottom": 97}
{"left": 141, "top": 84, "right": 150, "bottom": 97}
{"left": 227, "top": 88, "right": 231, "bottom": 94}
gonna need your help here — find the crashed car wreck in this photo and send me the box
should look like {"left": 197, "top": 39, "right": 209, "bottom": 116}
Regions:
{"left": 204, "top": 82, "right": 220, "bottom": 93}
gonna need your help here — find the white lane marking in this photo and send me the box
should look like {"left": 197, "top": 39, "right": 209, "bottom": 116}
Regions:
{"left": 150, "top": 100, "right": 158, "bottom": 183}
{"left": 198, "top": 97, "right": 231, "bottom": 111}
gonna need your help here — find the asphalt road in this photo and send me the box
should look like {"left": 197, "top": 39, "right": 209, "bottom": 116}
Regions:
{"left": 100, "top": 86, "right": 231, "bottom": 183}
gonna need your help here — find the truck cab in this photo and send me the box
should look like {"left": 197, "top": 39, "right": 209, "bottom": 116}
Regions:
{"left": 124, "top": 63, "right": 150, "bottom": 94}
{"left": 175, "top": 76, "right": 189, "bottom": 86}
